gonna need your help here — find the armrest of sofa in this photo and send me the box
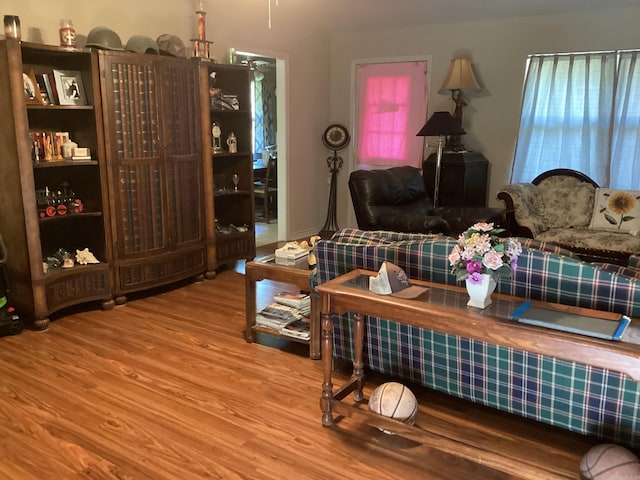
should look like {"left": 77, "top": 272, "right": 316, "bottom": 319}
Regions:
{"left": 497, "top": 184, "right": 547, "bottom": 237}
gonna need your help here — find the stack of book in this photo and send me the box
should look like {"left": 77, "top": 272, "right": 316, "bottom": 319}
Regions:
{"left": 256, "top": 290, "right": 311, "bottom": 340}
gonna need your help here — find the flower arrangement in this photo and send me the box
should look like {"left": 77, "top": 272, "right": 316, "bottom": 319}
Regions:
{"left": 448, "top": 223, "right": 522, "bottom": 284}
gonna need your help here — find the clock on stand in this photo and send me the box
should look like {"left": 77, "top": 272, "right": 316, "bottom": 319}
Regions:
{"left": 211, "top": 122, "right": 224, "bottom": 154}
{"left": 318, "top": 124, "right": 350, "bottom": 239}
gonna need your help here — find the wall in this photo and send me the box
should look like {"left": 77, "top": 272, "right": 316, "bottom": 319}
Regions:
{"left": 330, "top": 6, "right": 640, "bottom": 228}
{"left": 3, "top": 0, "right": 332, "bottom": 241}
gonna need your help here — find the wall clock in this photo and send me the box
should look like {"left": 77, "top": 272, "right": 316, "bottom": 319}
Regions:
{"left": 322, "top": 124, "right": 350, "bottom": 151}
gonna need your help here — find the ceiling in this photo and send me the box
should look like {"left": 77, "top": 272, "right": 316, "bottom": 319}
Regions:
{"left": 281, "top": 0, "right": 639, "bottom": 32}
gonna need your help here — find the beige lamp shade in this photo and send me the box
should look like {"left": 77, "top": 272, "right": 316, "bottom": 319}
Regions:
{"left": 438, "top": 58, "right": 481, "bottom": 94}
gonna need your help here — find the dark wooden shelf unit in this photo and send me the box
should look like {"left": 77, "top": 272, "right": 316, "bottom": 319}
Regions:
{"left": 200, "top": 62, "right": 255, "bottom": 269}
{"left": 0, "top": 39, "right": 114, "bottom": 329}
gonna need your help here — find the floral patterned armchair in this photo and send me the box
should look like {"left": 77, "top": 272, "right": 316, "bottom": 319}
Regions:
{"left": 498, "top": 169, "right": 640, "bottom": 264}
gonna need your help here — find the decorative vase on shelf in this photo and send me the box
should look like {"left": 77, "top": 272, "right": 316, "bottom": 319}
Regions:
{"left": 465, "top": 273, "right": 497, "bottom": 309}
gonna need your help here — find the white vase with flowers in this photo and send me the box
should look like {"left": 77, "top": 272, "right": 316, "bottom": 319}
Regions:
{"left": 448, "top": 223, "right": 522, "bottom": 309}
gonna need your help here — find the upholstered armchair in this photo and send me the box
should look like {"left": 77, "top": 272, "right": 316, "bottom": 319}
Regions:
{"left": 348, "top": 166, "right": 504, "bottom": 237}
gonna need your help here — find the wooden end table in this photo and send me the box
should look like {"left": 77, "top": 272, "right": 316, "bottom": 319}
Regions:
{"left": 245, "top": 254, "right": 320, "bottom": 359}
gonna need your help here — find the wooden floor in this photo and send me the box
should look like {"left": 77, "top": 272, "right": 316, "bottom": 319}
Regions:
{"left": 0, "top": 263, "right": 601, "bottom": 479}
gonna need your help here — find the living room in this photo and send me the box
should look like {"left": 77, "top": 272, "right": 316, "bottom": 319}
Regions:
{"left": 2, "top": 1, "right": 640, "bottom": 478}
{"left": 5, "top": 1, "right": 639, "bottom": 241}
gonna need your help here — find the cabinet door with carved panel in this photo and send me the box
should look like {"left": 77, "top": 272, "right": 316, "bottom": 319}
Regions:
{"left": 99, "top": 51, "right": 206, "bottom": 303}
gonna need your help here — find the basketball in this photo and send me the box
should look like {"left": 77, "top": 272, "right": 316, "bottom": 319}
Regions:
{"left": 368, "top": 382, "right": 418, "bottom": 425}
{"left": 579, "top": 443, "right": 640, "bottom": 479}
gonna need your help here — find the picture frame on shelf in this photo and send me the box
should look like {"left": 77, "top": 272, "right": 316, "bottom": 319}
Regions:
{"left": 52, "top": 69, "right": 87, "bottom": 106}
{"left": 22, "top": 69, "right": 45, "bottom": 105}
{"left": 36, "top": 73, "right": 55, "bottom": 105}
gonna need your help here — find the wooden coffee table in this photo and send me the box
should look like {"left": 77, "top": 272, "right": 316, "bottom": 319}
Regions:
{"left": 245, "top": 254, "right": 320, "bottom": 359}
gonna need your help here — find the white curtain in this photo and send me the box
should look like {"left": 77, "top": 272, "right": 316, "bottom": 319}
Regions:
{"left": 611, "top": 51, "right": 640, "bottom": 188}
{"left": 511, "top": 52, "right": 616, "bottom": 185}
{"left": 512, "top": 51, "right": 640, "bottom": 187}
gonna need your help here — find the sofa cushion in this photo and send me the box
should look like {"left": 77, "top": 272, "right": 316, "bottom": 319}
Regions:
{"left": 536, "top": 176, "right": 595, "bottom": 229}
{"left": 537, "top": 227, "right": 640, "bottom": 254}
{"left": 589, "top": 188, "right": 640, "bottom": 233}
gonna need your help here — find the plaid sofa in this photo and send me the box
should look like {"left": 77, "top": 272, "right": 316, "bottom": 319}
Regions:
{"left": 314, "top": 228, "right": 640, "bottom": 447}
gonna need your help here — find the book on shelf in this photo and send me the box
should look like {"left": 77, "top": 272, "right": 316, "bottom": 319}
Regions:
{"left": 256, "top": 302, "right": 308, "bottom": 330}
{"left": 255, "top": 313, "right": 296, "bottom": 330}
{"left": 273, "top": 291, "right": 310, "bottom": 309}
{"left": 279, "top": 317, "right": 310, "bottom": 340}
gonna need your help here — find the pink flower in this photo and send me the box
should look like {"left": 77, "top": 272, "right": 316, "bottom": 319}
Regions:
{"left": 473, "top": 222, "right": 494, "bottom": 232}
{"left": 448, "top": 246, "right": 461, "bottom": 265}
{"left": 467, "top": 271, "right": 483, "bottom": 284}
{"left": 482, "top": 250, "right": 504, "bottom": 271}
{"left": 466, "top": 259, "right": 482, "bottom": 273}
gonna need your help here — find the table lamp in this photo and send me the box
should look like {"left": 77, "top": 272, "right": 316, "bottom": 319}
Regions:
{"left": 416, "top": 111, "right": 466, "bottom": 208}
{"left": 438, "top": 58, "right": 481, "bottom": 151}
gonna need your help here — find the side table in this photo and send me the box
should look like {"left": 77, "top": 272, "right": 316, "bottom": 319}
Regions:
{"left": 245, "top": 254, "right": 320, "bottom": 359}
{"left": 423, "top": 151, "right": 489, "bottom": 207}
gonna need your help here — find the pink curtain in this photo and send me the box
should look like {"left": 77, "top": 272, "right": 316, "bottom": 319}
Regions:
{"left": 356, "top": 61, "right": 428, "bottom": 167}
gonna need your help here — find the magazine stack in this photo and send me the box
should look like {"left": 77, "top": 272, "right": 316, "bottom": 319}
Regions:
{"left": 256, "top": 290, "right": 311, "bottom": 340}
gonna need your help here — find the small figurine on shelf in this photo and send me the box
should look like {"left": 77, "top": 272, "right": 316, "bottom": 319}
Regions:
{"left": 43, "top": 134, "right": 54, "bottom": 161}
{"left": 227, "top": 132, "right": 237, "bottom": 153}
{"left": 75, "top": 248, "right": 100, "bottom": 265}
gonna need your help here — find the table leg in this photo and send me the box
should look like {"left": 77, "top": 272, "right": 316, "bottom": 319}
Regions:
{"left": 309, "top": 295, "right": 321, "bottom": 360}
{"left": 320, "top": 311, "right": 334, "bottom": 426}
{"left": 245, "top": 275, "right": 257, "bottom": 343}
{"left": 353, "top": 312, "right": 365, "bottom": 402}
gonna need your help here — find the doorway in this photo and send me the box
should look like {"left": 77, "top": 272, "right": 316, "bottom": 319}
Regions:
{"left": 236, "top": 52, "right": 285, "bottom": 247}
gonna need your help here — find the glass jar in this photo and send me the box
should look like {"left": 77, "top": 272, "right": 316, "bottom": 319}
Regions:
{"left": 3, "top": 15, "right": 21, "bottom": 39}
{"left": 59, "top": 19, "right": 76, "bottom": 47}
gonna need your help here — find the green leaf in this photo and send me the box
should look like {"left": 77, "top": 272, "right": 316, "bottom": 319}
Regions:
{"left": 623, "top": 216, "right": 635, "bottom": 222}
{"left": 604, "top": 213, "right": 617, "bottom": 225}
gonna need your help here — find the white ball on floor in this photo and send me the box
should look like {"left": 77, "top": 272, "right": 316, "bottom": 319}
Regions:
{"left": 579, "top": 443, "right": 640, "bottom": 479}
{"left": 368, "top": 382, "right": 418, "bottom": 426}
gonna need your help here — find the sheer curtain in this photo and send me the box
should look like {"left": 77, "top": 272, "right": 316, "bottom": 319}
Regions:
{"left": 611, "top": 51, "right": 640, "bottom": 188}
{"left": 355, "top": 61, "right": 428, "bottom": 168}
{"left": 511, "top": 52, "right": 616, "bottom": 185}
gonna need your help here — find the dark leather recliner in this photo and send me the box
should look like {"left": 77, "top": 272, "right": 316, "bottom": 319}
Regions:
{"left": 348, "top": 166, "right": 504, "bottom": 237}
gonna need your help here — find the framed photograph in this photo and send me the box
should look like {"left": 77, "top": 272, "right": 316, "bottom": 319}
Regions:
{"left": 35, "top": 73, "right": 55, "bottom": 105}
{"left": 23, "top": 69, "right": 45, "bottom": 105}
{"left": 52, "top": 69, "right": 87, "bottom": 106}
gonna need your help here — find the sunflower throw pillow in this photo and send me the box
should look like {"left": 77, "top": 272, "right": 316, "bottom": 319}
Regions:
{"left": 589, "top": 188, "right": 640, "bottom": 234}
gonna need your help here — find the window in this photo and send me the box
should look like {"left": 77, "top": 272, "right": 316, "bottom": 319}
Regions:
{"left": 512, "top": 50, "right": 640, "bottom": 188}
{"left": 355, "top": 61, "right": 428, "bottom": 169}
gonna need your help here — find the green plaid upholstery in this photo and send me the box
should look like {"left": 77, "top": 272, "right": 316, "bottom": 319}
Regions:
{"left": 315, "top": 228, "right": 640, "bottom": 447}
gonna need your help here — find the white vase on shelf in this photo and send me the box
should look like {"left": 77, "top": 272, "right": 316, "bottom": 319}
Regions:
{"left": 465, "top": 273, "right": 497, "bottom": 309}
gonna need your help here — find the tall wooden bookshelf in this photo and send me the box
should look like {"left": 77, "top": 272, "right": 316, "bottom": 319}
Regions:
{"left": 0, "top": 39, "right": 113, "bottom": 328}
{"left": 200, "top": 61, "right": 256, "bottom": 271}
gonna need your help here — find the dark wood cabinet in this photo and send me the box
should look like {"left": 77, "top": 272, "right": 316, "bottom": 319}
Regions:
{"left": 423, "top": 151, "right": 489, "bottom": 207}
{"left": 0, "top": 40, "right": 113, "bottom": 328}
{"left": 200, "top": 62, "right": 255, "bottom": 269}
{"left": 99, "top": 51, "right": 206, "bottom": 302}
